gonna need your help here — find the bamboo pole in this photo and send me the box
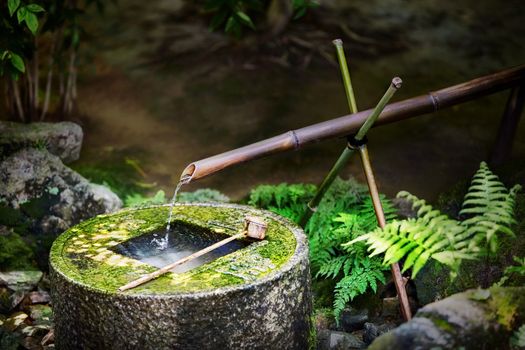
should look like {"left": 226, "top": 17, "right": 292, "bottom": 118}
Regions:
{"left": 357, "top": 144, "right": 412, "bottom": 320}
{"left": 299, "top": 77, "right": 401, "bottom": 225}
{"left": 298, "top": 39, "right": 359, "bottom": 227}
{"left": 181, "top": 65, "right": 525, "bottom": 183}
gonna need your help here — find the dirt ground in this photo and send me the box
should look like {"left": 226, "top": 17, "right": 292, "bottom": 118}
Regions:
{"left": 73, "top": 0, "right": 525, "bottom": 200}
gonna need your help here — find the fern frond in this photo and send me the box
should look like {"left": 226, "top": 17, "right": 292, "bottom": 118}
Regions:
{"left": 332, "top": 258, "right": 386, "bottom": 321}
{"left": 459, "top": 162, "right": 521, "bottom": 251}
{"left": 511, "top": 324, "right": 525, "bottom": 348}
{"left": 351, "top": 162, "right": 521, "bottom": 279}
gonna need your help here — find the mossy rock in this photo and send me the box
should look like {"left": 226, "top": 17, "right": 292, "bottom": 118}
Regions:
{"left": 369, "top": 286, "right": 525, "bottom": 350}
{"left": 50, "top": 203, "right": 313, "bottom": 349}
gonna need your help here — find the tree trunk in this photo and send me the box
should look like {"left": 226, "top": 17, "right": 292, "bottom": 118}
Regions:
{"left": 11, "top": 78, "right": 25, "bottom": 122}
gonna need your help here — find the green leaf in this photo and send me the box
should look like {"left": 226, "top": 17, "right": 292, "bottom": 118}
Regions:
{"left": 8, "top": 0, "right": 20, "bottom": 16}
{"left": 26, "top": 4, "right": 45, "bottom": 12}
{"left": 17, "top": 6, "right": 27, "bottom": 24}
{"left": 225, "top": 16, "right": 237, "bottom": 33}
{"left": 235, "top": 11, "right": 255, "bottom": 30}
{"left": 25, "top": 12, "right": 39, "bottom": 35}
{"left": 10, "top": 53, "right": 25, "bottom": 73}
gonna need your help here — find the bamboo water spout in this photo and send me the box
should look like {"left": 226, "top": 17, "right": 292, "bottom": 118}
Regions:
{"left": 181, "top": 65, "right": 525, "bottom": 183}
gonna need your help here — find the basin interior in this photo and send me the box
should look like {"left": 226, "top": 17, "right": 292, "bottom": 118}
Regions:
{"left": 112, "top": 221, "right": 250, "bottom": 273}
{"left": 50, "top": 204, "right": 298, "bottom": 294}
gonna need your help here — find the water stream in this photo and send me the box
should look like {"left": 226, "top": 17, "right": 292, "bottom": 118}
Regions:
{"left": 152, "top": 174, "right": 191, "bottom": 250}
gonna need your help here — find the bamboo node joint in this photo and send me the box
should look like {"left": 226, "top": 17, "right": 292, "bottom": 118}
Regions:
{"left": 347, "top": 135, "right": 368, "bottom": 150}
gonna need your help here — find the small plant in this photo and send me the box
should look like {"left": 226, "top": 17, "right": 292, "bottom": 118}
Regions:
{"left": 248, "top": 182, "right": 316, "bottom": 223}
{"left": 248, "top": 177, "right": 395, "bottom": 320}
{"left": 349, "top": 162, "right": 521, "bottom": 278}
{"left": 124, "top": 190, "right": 167, "bottom": 208}
{"left": 203, "top": 0, "right": 318, "bottom": 36}
{"left": 314, "top": 196, "right": 396, "bottom": 320}
{"left": 0, "top": 229, "right": 35, "bottom": 270}
{"left": 511, "top": 324, "right": 525, "bottom": 349}
{"left": 497, "top": 256, "right": 525, "bottom": 287}
{"left": 2, "top": 0, "right": 107, "bottom": 121}
{"left": 178, "top": 189, "right": 230, "bottom": 203}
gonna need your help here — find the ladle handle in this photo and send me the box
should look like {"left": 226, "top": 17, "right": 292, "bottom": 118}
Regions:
{"left": 118, "top": 231, "right": 246, "bottom": 292}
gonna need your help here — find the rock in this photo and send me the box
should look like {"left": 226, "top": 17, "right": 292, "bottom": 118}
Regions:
{"left": 315, "top": 309, "right": 336, "bottom": 332}
{"left": 0, "top": 326, "right": 22, "bottom": 350}
{"left": 414, "top": 258, "right": 505, "bottom": 306}
{"left": 381, "top": 297, "right": 399, "bottom": 318}
{"left": 0, "top": 287, "right": 11, "bottom": 313}
{"left": 0, "top": 271, "right": 43, "bottom": 293}
{"left": 3, "top": 311, "right": 29, "bottom": 332}
{"left": 317, "top": 329, "right": 331, "bottom": 349}
{"left": 41, "top": 329, "right": 54, "bottom": 346}
{"left": 328, "top": 331, "right": 366, "bottom": 349}
{"left": 369, "top": 286, "right": 525, "bottom": 349}
{"left": 25, "top": 291, "right": 51, "bottom": 305}
{"left": 0, "top": 121, "right": 83, "bottom": 163}
{"left": 9, "top": 291, "right": 26, "bottom": 311}
{"left": 88, "top": 183, "right": 122, "bottom": 213}
{"left": 340, "top": 307, "right": 369, "bottom": 332}
{"left": 27, "top": 305, "right": 53, "bottom": 326}
{"left": 20, "top": 335, "right": 42, "bottom": 350}
{"left": 21, "top": 325, "right": 50, "bottom": 337}
{"left": 362, "top": 322, "right": 396, "bottom": 345}
{"left": 0, "top": 148, "right": 122, "bottom": 239}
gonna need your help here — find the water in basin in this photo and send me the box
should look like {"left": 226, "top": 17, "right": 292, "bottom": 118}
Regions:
{"left": 112, "top": 221, "right": 249, "bottom": 273}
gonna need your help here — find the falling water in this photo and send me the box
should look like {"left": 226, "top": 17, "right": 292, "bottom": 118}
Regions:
{"left": 153, "top": 174, "right": 191, "bottom": 250}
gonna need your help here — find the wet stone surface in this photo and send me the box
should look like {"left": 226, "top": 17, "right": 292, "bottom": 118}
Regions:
{"left": 50, "top": 203, "right": 313, "bottom": 349}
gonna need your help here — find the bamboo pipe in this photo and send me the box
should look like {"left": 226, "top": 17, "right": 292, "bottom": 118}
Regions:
{"left": 181, "top": 65, "right": 525, "bottom": 182}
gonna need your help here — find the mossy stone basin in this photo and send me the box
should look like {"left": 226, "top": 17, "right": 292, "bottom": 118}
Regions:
{"left": 50, "top": 203, "right": 312, "bottom": 349}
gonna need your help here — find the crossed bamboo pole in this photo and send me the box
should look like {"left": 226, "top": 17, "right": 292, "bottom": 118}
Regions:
{"left": 300, "top": 39, "right": 412, "bottom": 320}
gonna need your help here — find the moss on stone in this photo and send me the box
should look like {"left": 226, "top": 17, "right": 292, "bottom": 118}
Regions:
{"left": 488, "top": 286, "right": 525, "bottom": 329}
{"left": 50, "top": 204, "right": 297, "bottom": 295}
{"left": 0, "top": 231, "right": 36, "bottom": 271}
{"left": 431, "top": 317, "right": 456, "bottom": 333}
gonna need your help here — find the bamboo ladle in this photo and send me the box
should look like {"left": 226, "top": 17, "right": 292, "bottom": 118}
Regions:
{"left": 118, "top": 216, "right": 268, "bottom": 292}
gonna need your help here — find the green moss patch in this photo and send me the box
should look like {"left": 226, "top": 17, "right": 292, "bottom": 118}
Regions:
{"left": 50, "top": 204, "right": 297, "bottom": 295}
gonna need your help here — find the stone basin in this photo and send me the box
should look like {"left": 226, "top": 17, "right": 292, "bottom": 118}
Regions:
{"left": 50, "top": 203, "right": 312, "bottom": 349}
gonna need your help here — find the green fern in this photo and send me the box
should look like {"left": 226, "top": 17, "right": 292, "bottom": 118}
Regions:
{"left": 248, "top": 183, "right": 316, "bottom": 222}
{"left": 248, "top": 177, "right": 395, "bottom": 321}
{"left": 124, "top": 190, "right": 166, "bottom": 207}
{"left": 460, "top": 162, "right": 520, "bottom": 251}
{"left": 178, "top": 188, "right": 230, "bottom": 203}
{"left": 349, "top": 162, "right": 521, "bottom": 278}
{"left": 511, "top": 324, "right": 525, "bottom": 348}
{"left": 497, "top": 256, "right": 525, "bottom": 287}
{"left": 310, "top": 188, "right": 395, "bottom": 321}
{"left": 332, "top": 258, "right": 386, "bottom": 319}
